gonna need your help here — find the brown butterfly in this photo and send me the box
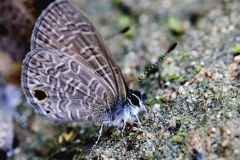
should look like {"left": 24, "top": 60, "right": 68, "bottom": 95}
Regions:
{"left": 21, "top": 0, "right": 146, "bottom": 129}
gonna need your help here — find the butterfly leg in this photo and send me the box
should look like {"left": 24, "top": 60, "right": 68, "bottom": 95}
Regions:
{"left": 121, "top": 120, "right": 127, "bottom": 134}
{"left": 134, "top": 114, "right": 141, "bottom": 126}
{"left": 89, "top": 124, "right": 104, "bottom": 155}
{"left": 95, "top": 123, "right": 104, "bottom": 145}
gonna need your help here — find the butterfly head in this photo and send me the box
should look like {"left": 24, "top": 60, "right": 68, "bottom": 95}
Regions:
{"left": 127, "top": 89, "right": 147, "bottom": 113}
{"left": 105, "top": 89, "right": 147, "bottom": 128}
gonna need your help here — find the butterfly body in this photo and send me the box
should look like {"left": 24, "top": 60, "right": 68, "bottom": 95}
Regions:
{"left": 21, "top": 0, "right": 146, "bottom": 128}
{"left": 103, "top": 90, "right": 147, "bottom": 128}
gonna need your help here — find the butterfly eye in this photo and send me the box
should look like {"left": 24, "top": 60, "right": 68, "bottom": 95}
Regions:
{"left": 33, "top": 89, "right": 48, "bottom": 101}
{"left": 131, "top": 95, "right": 140, "bottom": 106}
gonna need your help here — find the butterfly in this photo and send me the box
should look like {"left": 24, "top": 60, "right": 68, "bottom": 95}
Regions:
{"left": 21, "top": 0, "right": 147, "bottom": 129}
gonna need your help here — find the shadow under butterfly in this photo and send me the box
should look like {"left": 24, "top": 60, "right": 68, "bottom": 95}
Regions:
{"left": 21, "top": 0, "right": 147, "bottom": 136}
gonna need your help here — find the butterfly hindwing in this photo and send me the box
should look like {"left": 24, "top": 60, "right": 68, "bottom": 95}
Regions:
{"left": 31, "top": 0, "right": 127, "bottom": 105}
{"left": 21, "top": 48, "right": 114, "bottom": 123}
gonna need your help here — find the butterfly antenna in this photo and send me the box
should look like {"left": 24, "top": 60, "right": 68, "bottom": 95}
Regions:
{"left": 106, "top": 26, "right": 130, "bottom": 40}
{"left": 165, "top": 42, "right": 178, "bottom": 55}
{"left": 119, "top": 26, "right": 131, "bottom": 35}
{"left": 159, "top": 42, "right": 178, "bottom": 62}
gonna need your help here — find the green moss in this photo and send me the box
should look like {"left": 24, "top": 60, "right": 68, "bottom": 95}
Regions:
{"left": 127, "top": 132, "right": 138, "bottom": 141}
{"left": 112, "top": 0, "right": 122, "bottom": 6}
{"left": 167, "top": 17, "right": 185, "bottom": 36}
{"left": 144, "top": 63, "right": 159, "bottom": 78}
{"left": 166, "top": 74, "right": 185, "bottom": 82}
{"left": 179, "top": 52, "right": 190, "bottom": 61}
{"left": 119, "top": 15, "right": 132, "bottom": 26}
{"left": 194, "top": 65, "right": 203, "bottom": 74}
{"left": 117, "top": 15, "right": 136, "bottom": 39}
{"left": 146, "top": 97, "right": 156, "bottom": 106}
{"left": 232, "top": 44, "right": 240, "bottom": 55}
{"left": 171, "top": 131, "right": 187, "bottom": 144}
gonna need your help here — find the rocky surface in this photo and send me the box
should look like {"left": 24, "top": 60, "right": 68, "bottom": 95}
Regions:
{"left": 1, "top": 0, "right": 240, "bottom": 159}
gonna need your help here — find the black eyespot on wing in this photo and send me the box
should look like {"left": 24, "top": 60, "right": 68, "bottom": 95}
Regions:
{"left": 33, "top": 89, "right": 47, "bottom": 101}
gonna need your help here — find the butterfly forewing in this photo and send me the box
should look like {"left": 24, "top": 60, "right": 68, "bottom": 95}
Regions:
{"left": 31, "top": 0, "right": 127, "bottom": 105}
{"left": 21, "top": 48, "right": 114, "bottom": 123}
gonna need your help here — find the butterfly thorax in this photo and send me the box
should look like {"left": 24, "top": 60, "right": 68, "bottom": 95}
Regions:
{"left": 103, "top": 89, "right": 147, "bottom": 128}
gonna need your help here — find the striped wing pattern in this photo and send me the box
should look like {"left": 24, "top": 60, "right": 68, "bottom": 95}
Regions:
{"left": 31, "top": 0, "right": 127, "bottom": 104}
{"left": 22, "top": 49, "right": 113, "bottom": 123}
